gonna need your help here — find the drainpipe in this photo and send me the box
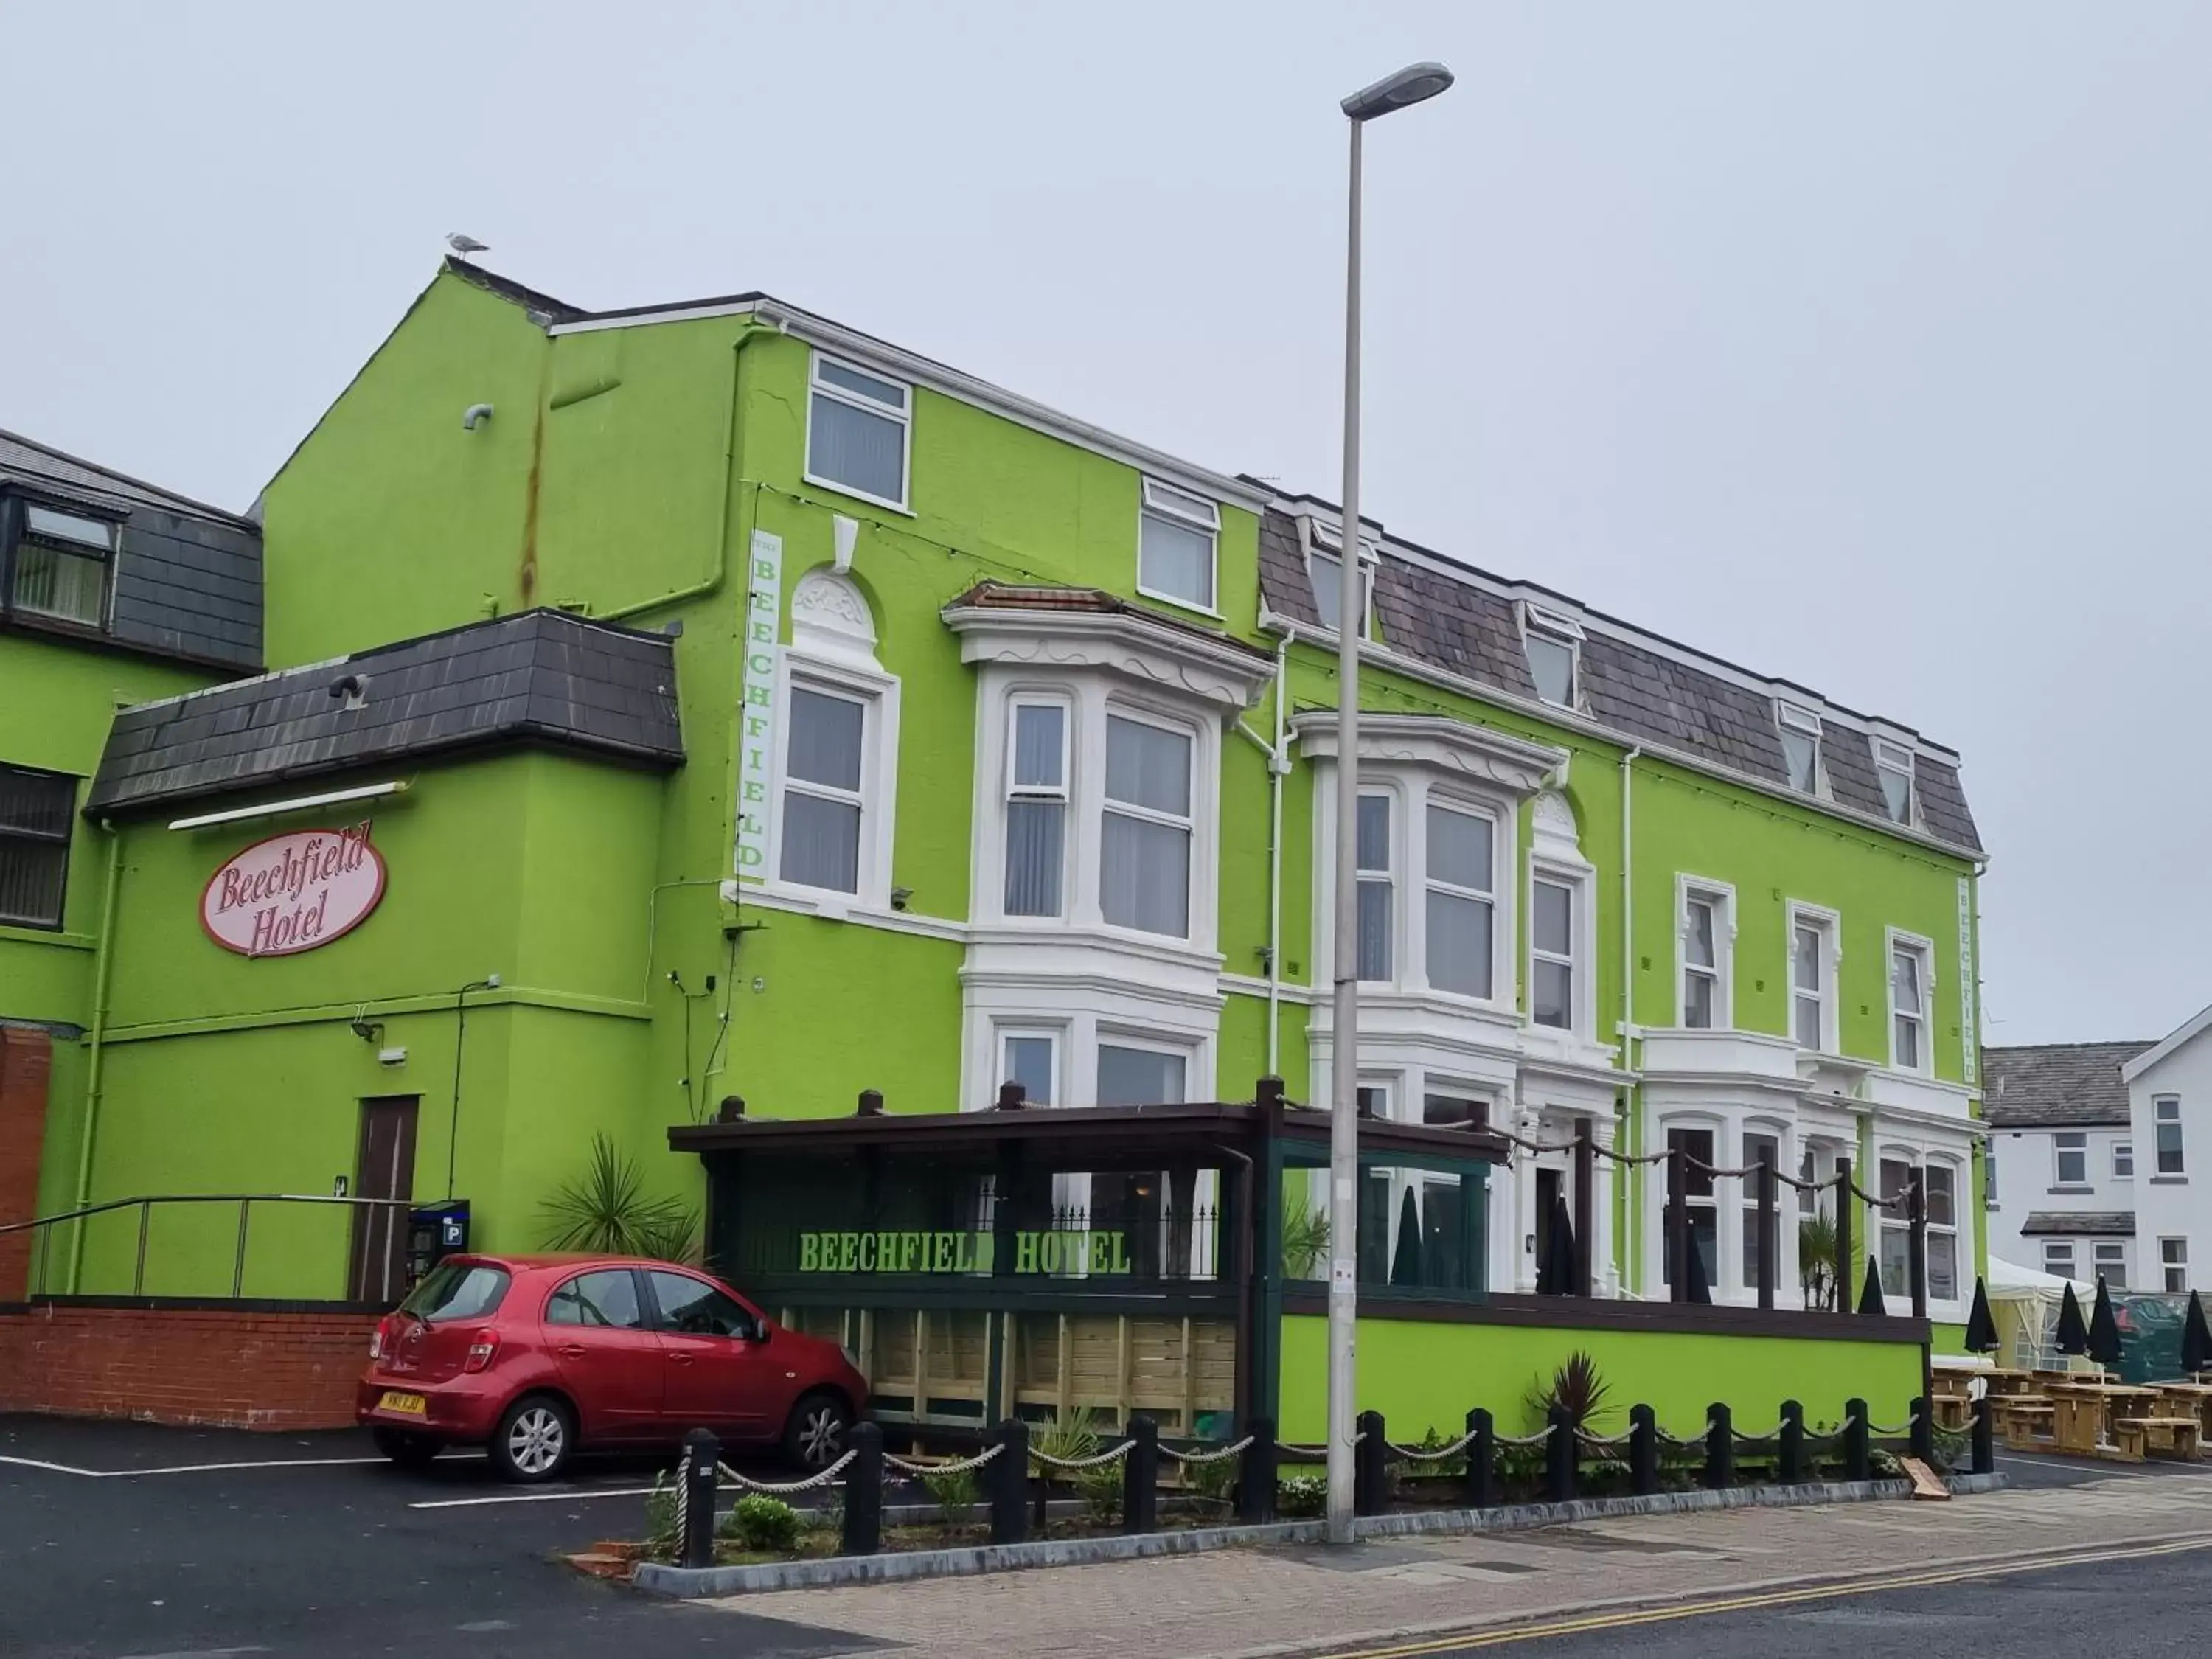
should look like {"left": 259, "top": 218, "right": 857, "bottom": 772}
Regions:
{"left": 68, "top": 821, "right": 123, "bottom": 1291}
{"left": 1616, "top": 745, "right": 1641, "bottom": 1293}
{"left": 1232, "top": 637, "right": 1296, "bottom": 1077}
{"left": 598, "top": 322, "right": 771, "bottom": 623}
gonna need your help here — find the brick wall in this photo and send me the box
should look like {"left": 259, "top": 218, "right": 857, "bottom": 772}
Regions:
{"left": 0, "top": 1026, "right": 51, "bottom": 1302}
{"left": 0, "top": 1302, "right": 379, "bottom": 1430}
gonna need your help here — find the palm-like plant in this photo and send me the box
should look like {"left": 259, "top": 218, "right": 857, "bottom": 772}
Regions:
{"left": 540, "top": 1134, "right": 698, "bottom": 1257}
{"left": 1527, "top": 1349, "right": 1611, "bottom": 1431}
{"left": 1281, "top": 1203, "right": 1331, "bottom": 1279}
{"left": 1799, "top": 1214, "right": 1838, "bottom": 1312}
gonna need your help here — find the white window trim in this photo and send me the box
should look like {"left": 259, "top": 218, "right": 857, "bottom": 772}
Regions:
{"left": 969, "top": 670, "right": 1223, "bottom": 954}
{"left": 1312, "top": 768, "right": 1518, "bottom": 1013}
{"left": 1675, "top": 874, "right": 1736, "bottom": 1031}
{"left": 1776, "top": 700, "right": 1825, "bottom": 797}
{"left": 1787, "top": 900, "right": 1842, "bottom": 1055}
{"left": 1518, "top": 602, "right": 1582, "bottom": 711}
{"left": 2052, "top": 1131, "right": 2090, "bottom": 1189}
{"left": 2161, "top": 1237, "right": 2188, "bottom": 1294}
{"left": 1872, "top": 1141, "right": 1971, "bottom": 1315}
{"left": 803, "top": 351, "right": 914, "bottom": 515}
{"left": 1001, "top": 695, "right": 1074, "bottom": 919}
{"left": 1528, "top": 857, "right": 1596, "bottom": 1038}
{"left": 1095, "top": 1025, "right": 1202, "bottom": 1105}
{"left": 1736, "top": 1121, "right": 1788, "bottom": 1293}
{"left": 1304, "top": 519, "right": 1380, "bottom": 642}
{"left": 2154, "top": 1094, "right": 2185, "bottom": 1176}
{"left": 993, "top": 1023, "right": 1066, "bottom": 1108}
{"left": 1099, "top": 700, "right": 1200, "bottom": 942}
{"left": 764, "top": 647, "right": 902, "bottom": 915}
{"left": 2044, "top": 1240, "right": 2078, "bottom": 1279}
{"left": 1886, "top": 928, "right": 1936, "bottom": 1077}
{"left": 1873, "top": 737, "right": 1917, "bottom": 827}
{"left": 2092, "top": 1240, "right": 2129, "bottom": 1287}
{"left": 1656, "top": 1112, "right": 1724, "bottom": 1295}
{"left": 1135, "top": 476, "right": 1222, "bottom": 619}
{"left": 2112, "top": 1140, "right": 2134, "bottom": 1181}
{"left": 1353, "top": 785, "right": 1399, "bottom": 984}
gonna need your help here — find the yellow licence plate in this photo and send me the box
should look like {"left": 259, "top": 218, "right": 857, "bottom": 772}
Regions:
{"left": 378, "top": 1391, "right": 428, "bottom": 1416}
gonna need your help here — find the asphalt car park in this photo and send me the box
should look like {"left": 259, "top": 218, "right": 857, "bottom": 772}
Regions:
{"left": 0, "top": 1414, "right": 873, "bottom": 1659}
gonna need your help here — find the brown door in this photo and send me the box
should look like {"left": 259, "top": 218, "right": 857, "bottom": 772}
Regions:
{"left": 349, "top": 1096, "right": 419, "bottom": 1303}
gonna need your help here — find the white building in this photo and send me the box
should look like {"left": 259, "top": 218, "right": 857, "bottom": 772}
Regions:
{"left": 1983, "top": 1041, "right": 2152, "bottom": 1287}
{"left": 2121, "top": 1006, "right": 2212, "bottom": 1297}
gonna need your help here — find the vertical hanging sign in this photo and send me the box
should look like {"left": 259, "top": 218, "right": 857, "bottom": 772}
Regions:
{"left": 734, "top": 528, "right": 783, "bottom": 879}
{"left": 1956, "top": 874, "right": 1978, "bottom": 1085}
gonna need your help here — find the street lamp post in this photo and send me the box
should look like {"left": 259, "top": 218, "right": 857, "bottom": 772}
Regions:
{"left": 1326, "top": 59, "right": 1454, "bottom": 1545}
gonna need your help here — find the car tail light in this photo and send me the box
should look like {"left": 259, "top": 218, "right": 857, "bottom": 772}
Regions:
{"left": 462, "top": 1329, "right": 498, "bottom": 1374}
{"left": 369, "top": 1317, "right": 392, "bottom": 1360}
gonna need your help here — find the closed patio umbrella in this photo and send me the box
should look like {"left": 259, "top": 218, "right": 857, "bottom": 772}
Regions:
{"left": 1857, "top": 1254, "right": 1886, "bottom": 1317}
{"left": 2182, "top": 1290, "right": 2212, "bottom": 1377}
{"left": 1388, "top": 1186, "right": 1423, "bottom": 1287}
{"left": 1964, "top": 1276, "right": 1999, "bottom": 1353}
{"left": 2055, "top": 1280, "right": 2090, "bottom": 1357}
{"left": 2088, "top": 1276, "right": 2124, "bottom": 1371}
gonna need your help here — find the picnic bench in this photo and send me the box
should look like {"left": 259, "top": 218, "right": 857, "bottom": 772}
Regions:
{"left": 2117, "top": 1416, "right": 2203, "bottom": 1461}
{"left": 1992, "top": 1396, "right": 2055, "bottom": 1449}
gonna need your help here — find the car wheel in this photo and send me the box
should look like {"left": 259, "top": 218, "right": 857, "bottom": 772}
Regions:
{"left": 370, "top": 1426, "right": 442, "bottom": 1469}
{"left": 783, "top": 1391, "right": 853, "bottom": 1471}
{"left": 490, "top": 1394, "right": 574, "bottom": 1483}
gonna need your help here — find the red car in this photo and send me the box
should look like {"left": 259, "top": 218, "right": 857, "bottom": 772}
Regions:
{"left": 356, "top": 1253, "right": 867, "bottom": 1482}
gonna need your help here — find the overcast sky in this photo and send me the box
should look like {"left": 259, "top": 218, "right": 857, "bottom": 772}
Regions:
{"left": 7, "top": 3, "right": 2206, "bottom": 1045}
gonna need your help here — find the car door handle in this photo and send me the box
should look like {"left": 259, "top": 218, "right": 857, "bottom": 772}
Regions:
{"left": 557, "top": 1345, "right": 588, "bottom": 1358}
{"left": 667, "top": 1352, "right": 695, "bottom": 1365}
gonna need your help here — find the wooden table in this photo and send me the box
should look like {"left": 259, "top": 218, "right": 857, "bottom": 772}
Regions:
{"left": 2046, "top": 1383, "right": 2160, "bottom": 1459}
{"left": 1984, "top": 1369, "right": 2041, "bottom": 1398}
{"left": 2153, "top": 1380, "right": 2212, "bottom": 1437}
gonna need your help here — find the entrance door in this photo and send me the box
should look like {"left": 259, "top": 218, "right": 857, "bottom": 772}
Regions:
{"left": 349, "top": 1096, "right": 418, "bottom": 1303}
{"left": 1534, "top": 1166, "right": 1562, "bottom": 1286}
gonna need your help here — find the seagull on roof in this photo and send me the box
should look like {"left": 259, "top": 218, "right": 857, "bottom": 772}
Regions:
{"left": 445, "top": 232, "right": 490, "bottom": 256}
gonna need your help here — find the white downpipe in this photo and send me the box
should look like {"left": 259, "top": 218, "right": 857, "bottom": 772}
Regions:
{"left": 1618, "top": 744, "right": 1641, "bottom": 1293}
{"left": 1232, "top": 636, "right": 1296, "bottom": 1077}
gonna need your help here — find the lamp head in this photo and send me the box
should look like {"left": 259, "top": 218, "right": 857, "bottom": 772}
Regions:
{"left": 1342, "top": 61, "right": 1455, "bottom": 122}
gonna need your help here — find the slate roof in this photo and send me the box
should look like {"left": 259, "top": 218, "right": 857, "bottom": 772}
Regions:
{"left": 86, "top": 609, "right": 683, "bottom": 818}
{"left": 1983, "top": 1042, "right": 2157, "bottom": 1129}
{"left": 1, "top": 428, "right": 262, "bottom": 672}
{"left": 2019, "top": 1211, "right": 2135, "bottom": 1237}
{"left": 1254, "top": 506, "right": 1984, "bottom": 856}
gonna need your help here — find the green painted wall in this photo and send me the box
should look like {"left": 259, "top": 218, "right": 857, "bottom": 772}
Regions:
{"left": 1276, "top": 1312, "right": 1921, "bottom": 1442}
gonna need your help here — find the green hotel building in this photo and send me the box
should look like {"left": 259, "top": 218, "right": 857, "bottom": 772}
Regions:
{"left": 0, "top": 260, "right": 1985, "bottom": 1434}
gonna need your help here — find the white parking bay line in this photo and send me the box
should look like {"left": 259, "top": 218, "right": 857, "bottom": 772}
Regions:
{"left": 0, "top": 1453, "right": 384, "bottom": 1479}
{"left": 410, "top": 1484, "right": 661, "bottom": 1509}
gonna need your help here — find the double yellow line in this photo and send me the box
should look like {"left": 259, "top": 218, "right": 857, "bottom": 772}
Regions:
{"left": 1310, "top": 1533, "right": 2212, "bottom": 1657}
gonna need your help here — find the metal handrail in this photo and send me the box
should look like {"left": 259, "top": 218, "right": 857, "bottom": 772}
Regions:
{"left": 2, "top": 1192, "right": 417, "bottom": 1300}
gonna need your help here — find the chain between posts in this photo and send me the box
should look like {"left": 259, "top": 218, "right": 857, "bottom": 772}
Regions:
{"left": 714, "top": 1451, "right": 856, "bottom": 1495}
{"left": 883, "top": 1444, "right": 1005, "bottom": 1478}
{"left": 1158, "top": 1436, "right": 1256, "bottom": 1466}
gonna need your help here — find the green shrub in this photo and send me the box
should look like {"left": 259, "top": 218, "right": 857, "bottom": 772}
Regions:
{"left": 921, "top": 1464, "right": 978, "bottom": 1523}
{"left": 1184, "top": 1448, "right": 1239, "bottom": 1502}
{"left": 719, "top": 1493, "right": 799, "bottom": 1552}
{"left": 1029, "top": 1408, "right": 1102, "bottom": 1477}
{"left": 1277, "top": 1473, "right": 1328, "bottom": 1517}
{"left": 1399, "top": 1424, "right": 1467, "bottom": 1479}
{"left": 1075, "top": 1461, "right": 1123, "bottom": 1524}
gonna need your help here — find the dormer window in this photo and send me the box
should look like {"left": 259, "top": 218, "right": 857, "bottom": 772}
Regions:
{"left": 1307, "top": 523, "right": 1376, "bottom": 638}
{"left": 7, "top": 503, "right": 116, "bottom": 628}
{"left": 1873, "top": 739, "right": 1915, "bottom": 824}
{"left": 1776, "top": 702, "right": 1823, "bottom": 794}
{"left": 1520, "top": 604, "right": 1581, "bottom": 709}
{"left": 1137, "top": 479, "right": 1220, "bottom": 613}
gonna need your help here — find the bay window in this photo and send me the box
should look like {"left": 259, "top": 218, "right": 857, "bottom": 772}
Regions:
{"left": 1740, "top": 1130, "right": 1780, "bottom": 1290}
{"left": 1663, "top": 1125, "right": 1718, "bottom": 1290}
{"left": 1879, "top": 1158, "right": 1913, "bottom": 1295}
{"left": 1100, "top": 712, "right": 1193, "bottom": 938}
{"left": 1424, "top": 803, "right": 1495, "bottom": 998}
{"left": 1355, "top": 794, "right": 1393, "bottom": 981}
{"left": 998, "top": 1029, "right": 1060, "bottom": 1107}
{"left": 1924, "top": 1164, "right": 1958, "bottom": 1301}
{"left": 1003, "top": 700, "right": 1069, "bottom": 917}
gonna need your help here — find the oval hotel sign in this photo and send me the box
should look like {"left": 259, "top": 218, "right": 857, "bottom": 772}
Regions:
{"left": 201, "top": 822, "right": 386, "bottom": 958}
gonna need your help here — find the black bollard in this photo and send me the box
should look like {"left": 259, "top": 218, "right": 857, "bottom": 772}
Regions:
{"left": 1545, "top": 1405, "right": 1576, "bottom": 1503}
{"left": 1778, "top": 1400, "right": 1805, "bottom": 1484}
{"left": 1354, "top": 1410, "right": 1388, "bottom": 1517}
{"left": 1123, "top": 1413, "right": 1159, "bottom": 1534}
{"left": 1464, "top": 1408, "right": 1495, "bottom": 1509}
{"left": 842, "top": 1421, "right": 883, "bottom": 1556}
{"left": 1629, "top": 1404, "right": 1658, "bottom": 1496}
{"left": 1703, "top": 1403, "right": 1733, "bottom": 1491}
{"left": 990, "top": 1419, "right": 1029, "bottom": 1545}
{"left": 680, "top": 1427, "right": 719, "bottom": 1569}
{"left": 1843, "top": 1397, "right": 1871, "bottom": 1481}
{"left": 1239, "top": 1419, "right": 1277, "bottom": 1524}
{"left": 1910, "top": 1397, "right": 1934, "bottom": 1464}
{"left": 1971, "top": 1392, "right": 1995, "bottom": 1476}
